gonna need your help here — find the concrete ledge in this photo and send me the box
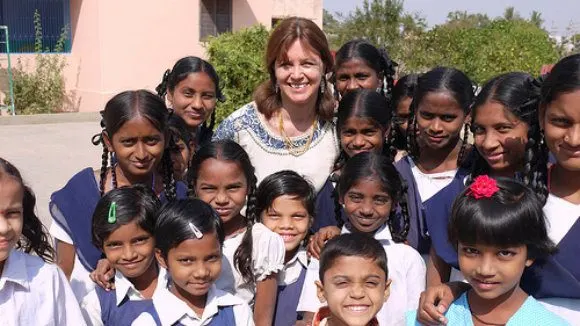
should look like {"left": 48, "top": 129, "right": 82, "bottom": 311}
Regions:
{"left": 0, "top": 112, "right": 100, "bottom": 125}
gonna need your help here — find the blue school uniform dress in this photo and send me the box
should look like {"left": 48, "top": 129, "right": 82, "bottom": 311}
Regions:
{"left": 406, "top": 292, "right": 570, "bottom": 326}
{"left": 132, "top": 285, "right": 254, "bottom": 326}
{"left": 394, "top": 157, "right": 466, "bottom": 255}
{"left": 313, "top": 174, "right": 347, "bottom": 231}
{"left": 520, "top": 193, "right": 580, "bottom": 324}
{"left": 80, "top": 268, "right": 167, "bottom": 326}
{"left": 274, "top": 249, "right": 308, "bottom": 326}
{"left": 49, "top": 168, "right": 187, "bottom": 300}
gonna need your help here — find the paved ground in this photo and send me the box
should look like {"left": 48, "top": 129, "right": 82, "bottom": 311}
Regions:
{"left": 1, "top": 117, "right": 102, "bottom": 227}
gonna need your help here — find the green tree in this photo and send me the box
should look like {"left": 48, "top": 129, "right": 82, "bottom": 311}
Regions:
{"left": 326, "top": 0, "right": 422, "bottom": 58}
{"left": 446, "top": 11, "right": 490, "bottom": 28}
{"left": 530, "top": 11, "right": 544, "bottom": 28}
{"left": 206, "top": 25, "right": 269, "bottom": 125}
{"left": 406, "top": 19, "right": 559, "bottom": 84}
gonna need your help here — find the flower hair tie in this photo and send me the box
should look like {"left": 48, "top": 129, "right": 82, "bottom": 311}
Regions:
{"left": 467, "top": 175, "right": 499, "bottom": 199}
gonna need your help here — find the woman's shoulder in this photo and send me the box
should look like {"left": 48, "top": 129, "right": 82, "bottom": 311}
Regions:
{"left": 251, "top": 223, "right": 284, "bottom": 245}
{"left": 213, "top": 102, "right": 260, "bottom": 141}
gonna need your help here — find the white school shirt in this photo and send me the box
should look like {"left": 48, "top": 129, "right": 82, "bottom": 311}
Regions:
{"left": 279, "top": 248, "right": 308, "bottom": 286}
{"left": 539, "top": 194, "right": 580, "bottom": 324}
{"left": 0, "top": 249, "right": 87, "bottom": 326}
{"left": 132, "top": 285, "right": 254, "bottom": 326}
{"left": 408, "top": 158, "right": 457, "bottom": 202}
{"left": 297, "top": 224, "right": 426, "bottom": 326}
{"left": 214, "top": 222, "right": 285, "bottom": 305}
{"left": 49, "top": 206, "right": 95, "bottom": 302}
{"left": 80, "top": 268, "right": 167, "bottom": 326}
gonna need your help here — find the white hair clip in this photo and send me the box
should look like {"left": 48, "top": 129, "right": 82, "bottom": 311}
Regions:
{"left": 189, "top": 222, "right": 203, "bottom": 239}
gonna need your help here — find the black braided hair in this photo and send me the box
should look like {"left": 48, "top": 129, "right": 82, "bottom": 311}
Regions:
{"left": 338, "top": 152, "right": 408, "bottom": 243}
{"left": 469, "top": 73, "right": 543, "bottom": 190}
{"left": 97, "top": 90, "right": 173, "bottom": 196}
{"left": 332, "top": 184, "right": 344, "bottom": 228}
{"left": 0, "top": 158, "right": 56, "bottom": 262}
{"left": 187, "top": 140, "right": 258, "bottom": 284}
{"left": 407, "top": 67, "right": 474, "bottom": 165}
{"left": 385, "top": 119, "right": 399, "bottom": 162}
{"left": 457, "top": 123, "right": 470, "bottom": 167}
{"left": 332, "top": 39, "right": 397, "bottom": 99}
{"left": 335, "top": 89, "right": 393, "bottom": 165}
{"left": 155, "top": 69, "right": 171, "bottom": 98}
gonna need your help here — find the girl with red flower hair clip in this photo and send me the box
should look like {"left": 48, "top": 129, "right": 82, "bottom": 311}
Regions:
{"left": 407, "top": 177, "right": 568, "bottom": 325}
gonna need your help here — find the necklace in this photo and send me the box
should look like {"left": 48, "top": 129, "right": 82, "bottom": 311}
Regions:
{"left": 278, "top": 112, "right": 317, "bottom": 156}
{"left": 470, "top": 312, "right": 507, "bottom": 326}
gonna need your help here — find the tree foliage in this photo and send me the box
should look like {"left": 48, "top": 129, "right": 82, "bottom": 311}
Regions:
{"left": 205, "top": 25, "right": 269, "bottom": 125}
{"left": 11, "top": 10, "right": 69, "bottom": 114}
{"left": 406, "top": 19, "right": 559, "bottom": 84}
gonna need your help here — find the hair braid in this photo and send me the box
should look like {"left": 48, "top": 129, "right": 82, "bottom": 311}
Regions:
{"left": 155, "top": 69, "right": 171, "bottom": 98}
{"left": 389, "top": 178, "right": 410, "bottom": 243}
{"left": 234, "top": 174, "right": 258, "bottom": 284}
{"left": 457, "top": 123, "right": 470, "bottom": 167}
{"left": 406, "top": 109, "right": 419, "bottom": 160}
{"left": 332, "top": 186, "right": 344, "bottom": 228}
{"left": 386, "top": 120, "right": 398, "bottom": 162}
{"left": 19, "top": 186, "right": 55, "bottom": 262}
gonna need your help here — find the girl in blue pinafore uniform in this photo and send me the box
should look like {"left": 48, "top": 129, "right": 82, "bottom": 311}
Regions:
{"left": 252, "top": 170, "right": 317, "bottom": 326}
{"left": 133, "top": 199, "right": 254, "bottom": 326}
{"left": 425, "top": 72, "right": 545, "bottom": 287}
{"left": 49, "top": 90, "right": 183, "bottom": 301}
{"left": 395, "top": 67, "right": 474, "bottom": 258}
{"left": 314, "top": 89, "right": 396, "bottom": 231}
{"left": 417, "top": 55, "right": 580, "bottom": 326}
{"left": 407, "top": 176, "right": 568, "bottom": 326}
{"left": 80, "top": 185, "right": 164, "bottom": 326}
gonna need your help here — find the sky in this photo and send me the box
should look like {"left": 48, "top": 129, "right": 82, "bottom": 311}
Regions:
{"left": 323, "top": 0, "right": 580, "bottom": 36}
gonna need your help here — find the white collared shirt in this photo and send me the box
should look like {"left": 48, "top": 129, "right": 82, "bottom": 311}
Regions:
{"left": 296, "top": 224, "right": 426, "bottom": 326}
{"left": 0, "top": 249, "right": 87, "bottom": 326}
{"left": 279, "top": 249, "right": 308, "bottom": 286}
{"left": 214, "top": 222, "right": 285, "bottom": 305}
{"left": 49, "top": 207, "right": 95, "bottom": 301}
{"left": 80, "top": 267, "right": 167, "bottom": 326}
{"left": 132, "top": 285, "right": 254, "bottom": 326}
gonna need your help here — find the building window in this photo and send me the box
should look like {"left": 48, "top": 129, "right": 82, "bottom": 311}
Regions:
{"left": 0, "top": 0, "right": 71, "bottom": 53}
{"left": 200, "top": 0, "right": 232, "bottom": 41}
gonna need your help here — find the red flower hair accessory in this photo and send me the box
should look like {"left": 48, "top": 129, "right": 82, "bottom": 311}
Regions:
{"left": 467, "top": 175, "right": 499, "bottom": 199}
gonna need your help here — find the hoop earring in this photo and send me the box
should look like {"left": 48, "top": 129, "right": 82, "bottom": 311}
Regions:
{"left": 274, "top": 82, "right": 280, "bottom": 95}
{"left": 320, "top": 80, "right": 326, "bottom": 94}
{"left": 540, "top": 129, "right": 545, "bottom": 146}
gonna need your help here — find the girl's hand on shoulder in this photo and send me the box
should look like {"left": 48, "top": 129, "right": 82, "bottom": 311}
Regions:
{"left": 90, "top": 258, "right": 116, "bottom": 291}
{"left": 307, "top": 226, "right": 341, "bottom": 259}
{"left": 417, "top": 281, "right": 470, "bottom": 325}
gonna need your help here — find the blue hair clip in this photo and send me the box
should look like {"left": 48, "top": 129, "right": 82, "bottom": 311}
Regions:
{"left": 108, "top": 202, "right": 117, "bottom": 224}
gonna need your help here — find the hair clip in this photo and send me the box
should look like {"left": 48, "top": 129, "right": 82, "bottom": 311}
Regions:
{"left": 108, "top": 202, "right": 117, "bottom": 224}
{"left": 189, "top": 222, "right": 203, "bottom": 239}
{"left": 467, "top": 175, "right": 499, "bottom": 199}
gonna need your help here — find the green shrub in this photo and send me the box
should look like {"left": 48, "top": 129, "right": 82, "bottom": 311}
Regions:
{"left": 205, "top": 25, "right": 270, "bottom": 125}
{"left": 12, "top": 10, "right": 68, "bottom": 114}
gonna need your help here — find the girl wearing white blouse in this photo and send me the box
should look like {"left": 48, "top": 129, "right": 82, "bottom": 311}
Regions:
{"left": 297, "top": 153, "right": 425, "bottom": 326}
{"left": 0, "top": 158, "right": 85, "bottom": 326}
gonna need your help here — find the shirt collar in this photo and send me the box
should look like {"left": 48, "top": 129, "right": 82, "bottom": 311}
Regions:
{"left": 114, "top": 265, "right": 166, "bottom": 306}
{"left": 341, "top": 223, "right": 392, "bottom": 241}
{"left": 285, "top": 248, "right": 308, "bottom": 268}
{"left": 153, "top": 283, "right": 243, "bottom": 325}
{"left": 0, "top": 250, "right": 30, "bottom": 291}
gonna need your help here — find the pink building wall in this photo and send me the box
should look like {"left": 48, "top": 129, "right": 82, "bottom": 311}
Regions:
{"left": 2, "top": 0, "right": 322, "bottom": 113}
